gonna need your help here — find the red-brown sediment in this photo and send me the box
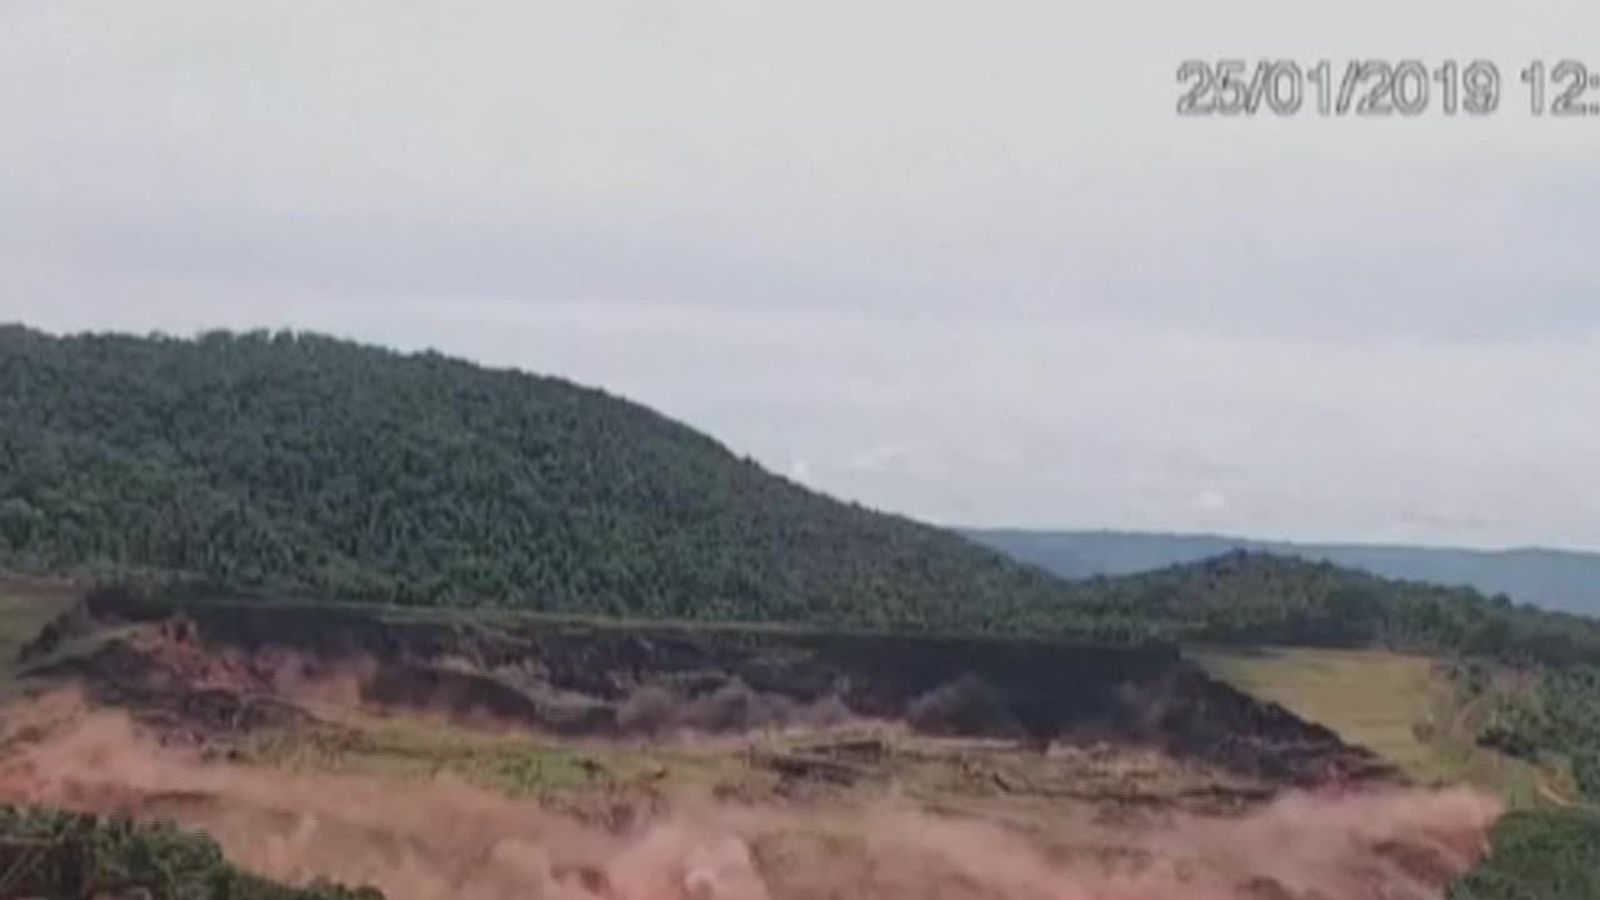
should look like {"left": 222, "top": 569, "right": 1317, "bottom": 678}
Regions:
{"left": 0, "top": 693, "right": 1500, "bottom": 900}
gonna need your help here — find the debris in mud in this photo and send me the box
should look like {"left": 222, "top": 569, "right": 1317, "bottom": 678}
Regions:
{"left": 794, "top": 738, "right": 886, "bottom": 764}
{"left": 906, "top": 673, "right": 1024, "bottom": 738}
{"left": 26, "top": 633, "right": 311, "bottom": 747}
{"left": 0, "top": 702, "right": 1500, "bottom": 900}
{"left": 24, "top": 592, "right": 1395, "bottom": 791}
{"left": 751, "top": 751, "right": 867, "bottom": 786}
{"left": 0, "top": 589, "right": 1495, "bottom": 899}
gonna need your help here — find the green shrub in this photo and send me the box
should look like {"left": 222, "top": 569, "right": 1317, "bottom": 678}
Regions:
{"left": 1448, "top": 809, "right": 1600, "bottom": 900}
{"left": 0, "top": 805, "right": 381, "bottom": 899}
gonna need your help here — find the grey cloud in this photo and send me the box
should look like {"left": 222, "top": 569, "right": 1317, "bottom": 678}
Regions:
{"left": 4, "top": 0, "right": 1600, "bottom": 549}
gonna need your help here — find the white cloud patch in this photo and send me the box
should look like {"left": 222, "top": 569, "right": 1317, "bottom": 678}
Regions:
{"left": 787, "top": 458, "right": 813, "bottom": 484}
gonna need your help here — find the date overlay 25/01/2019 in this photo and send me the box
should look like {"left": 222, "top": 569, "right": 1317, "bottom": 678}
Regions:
{"left": 1177, "top": 59, "right": 1600, "bottom": 117}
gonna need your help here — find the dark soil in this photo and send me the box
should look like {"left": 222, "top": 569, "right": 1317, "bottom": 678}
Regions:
{"left": 25, "top": 588, "right": 1393, "bottom": 788}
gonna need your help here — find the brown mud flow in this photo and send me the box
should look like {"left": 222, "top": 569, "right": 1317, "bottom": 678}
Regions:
{"left": 0, "top": 589, "right": 1501, "bottom": 899}
{"left": 0, "top": 698, "right": 1498, "bottom": 900}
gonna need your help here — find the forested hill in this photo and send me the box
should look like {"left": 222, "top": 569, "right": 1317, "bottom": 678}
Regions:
{"left": 1067, "top": 551, "right": 1600, "bottom": 667}
{"left": 0, "top": 326, "right": 1092, "bottom": 635}
{"left": 965, "top": 528, "right": 1600, "bottom": 617}
{"left": 6, "top": 325, "right": 1600, "bottom": 662}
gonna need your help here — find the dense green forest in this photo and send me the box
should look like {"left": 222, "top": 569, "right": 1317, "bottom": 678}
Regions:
{"left": 0, "top": 326, "right": 1094, "bottom": 637}
{"left": 1072, "top": 551, "right": 1600, "bottom": 668}
{"left": 1463, "top": 659, "right": 1600, "bottom": 801}
{"left": 0, "top": 805, "right": 379, "bottom": 898}
{"left": 1447, "top": 809, "right": 1600, "bottom": 900}
{"left": 9, "top": 326, "right": 1600, "bottom": 671}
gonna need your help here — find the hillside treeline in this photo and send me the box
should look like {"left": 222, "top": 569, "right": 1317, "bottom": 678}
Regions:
{"left": 1078, "top": 551, "right": 1600, "bottom": 667}
{"left": 0, "top": 326, "right": 1106, "bottom": 638}
{"left": 1464, "top": 659, "right": 1600, "bottom": 802}
{"left": 967, "top": 527, "right": 1600, "bottom": 618}
{"left": 8, "top": 327, "right": 1600, "bottom": 671}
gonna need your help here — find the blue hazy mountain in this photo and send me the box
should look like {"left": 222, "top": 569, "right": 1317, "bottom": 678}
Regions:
{"left": 964, "top": 529, "right": 1600, "bottom": 617}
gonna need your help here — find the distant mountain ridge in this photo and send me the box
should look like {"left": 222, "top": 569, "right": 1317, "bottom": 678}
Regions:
{"left": 964, "top": 529, "right": 1600, "bottom": 617}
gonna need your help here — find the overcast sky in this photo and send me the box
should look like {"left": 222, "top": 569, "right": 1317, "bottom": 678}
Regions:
{"left": 4, "top": 2, "right": 1600, "bottom": 549}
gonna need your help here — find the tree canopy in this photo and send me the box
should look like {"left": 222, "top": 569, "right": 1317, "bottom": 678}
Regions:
{"left": 6, "top": 325, "right": 1600, "bottom": 667}
{"left": 0, "top": 326, "right": 1096, "bottom": 636}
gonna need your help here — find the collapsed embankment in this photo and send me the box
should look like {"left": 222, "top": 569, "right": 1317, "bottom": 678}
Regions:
{"left": 0, "top": 588, "right": 1508, "bottom": 899}
{"left": 0, "top": 694, "right": 1499, "bottom": 900}
{"left": 19, "top": 587, "right": 1389, "bottom": 787}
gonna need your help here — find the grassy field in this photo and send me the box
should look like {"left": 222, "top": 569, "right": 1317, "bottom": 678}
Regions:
{"left": 1192, "top": 647, "right": 1442, "bottom": 774}
{"left": 1193, "top": 645, "right": 1572, "bottom": 807}
{"left": 239, "top": 711, "right": 769, "bottom": 802}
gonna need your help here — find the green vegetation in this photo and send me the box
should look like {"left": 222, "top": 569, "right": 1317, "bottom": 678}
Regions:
{"left": 1459, "top": 660, "right": 1600, "bottom": 802}
{"left": 0, "top": 326, "right": 1103, "bottom": 638}
{"left": 242, "top": 718, "right": 676, "bottom": 800}
{"left": 1196, "top": 647, "right": 1571, "bottom": 806}
{"left": 1197, "top": 652, "right": 1600, "bottom": 897}
{"left": 1195, "top": 648, "right": 1454, "bottom": 780}
{"left": 11, "top": 327, "right": 1600, "bottom": 896}
{"left": 1077, "top": 551, "right": 1600, "bottom": 666}
{"left": 1448, "top": 809, "right": 1600, "bottom": 900}
{"left": 1121, "top": 555, "right": 1600, "bottom": 805}
{"left": 967, "top": 528, "right": 1600, "bottom": 617}
{"left": 0, "top": 805, "right": 380, "bottom": 899}
{"left": 10, "top": 327, "right": 1600, "bottom": 665}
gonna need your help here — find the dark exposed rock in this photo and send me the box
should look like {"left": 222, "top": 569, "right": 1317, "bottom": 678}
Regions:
{"left": 36, "top": 591, "right": 1393, "bottom": 787}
